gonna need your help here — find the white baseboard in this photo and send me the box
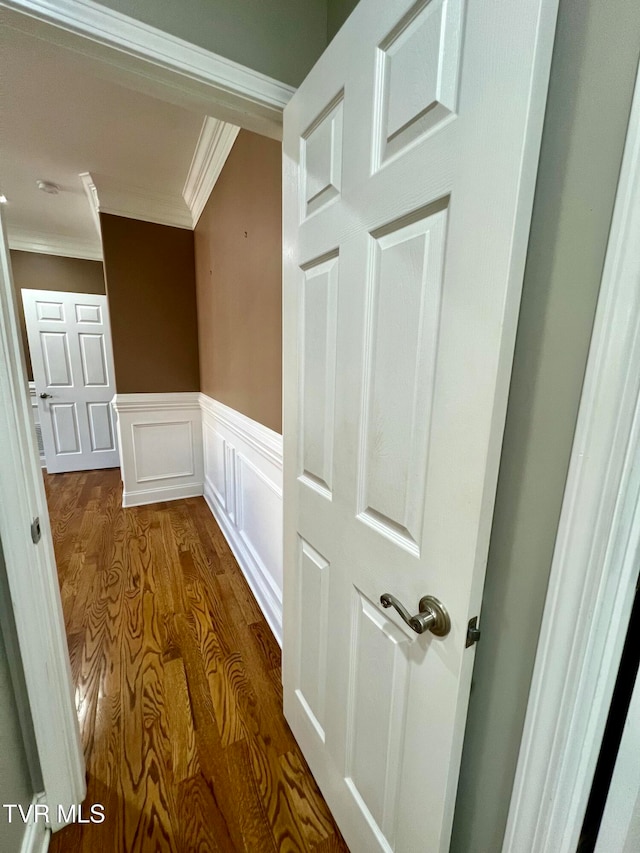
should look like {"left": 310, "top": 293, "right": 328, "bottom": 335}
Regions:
{"left": 112, "top": 392, "right": 204, "bottom": 507}
{"left": 200, "top": 395, "right": 283, "bottom": 645}
{"left": 123, "top": 481, "right": 204, "bottom": 508}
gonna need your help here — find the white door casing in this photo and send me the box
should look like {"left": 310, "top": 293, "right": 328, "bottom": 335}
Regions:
{"left": 22, "top": 289, "right": 119, "bottom": 473}
{"left": 282, "top": 1, "right": 559, "bottom": 851}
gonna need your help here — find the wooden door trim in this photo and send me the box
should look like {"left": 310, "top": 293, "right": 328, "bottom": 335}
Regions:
{"left": 0, "top": 208, "right": 86, "bottom": 829}
{"left": 504, "top": 65, "right": 640, "bottom": 853}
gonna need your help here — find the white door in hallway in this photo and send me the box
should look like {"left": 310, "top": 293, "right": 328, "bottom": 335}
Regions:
{"left": 22, "top": 289, "right": 119, "bottom": 473}
{"left": 282, "top": 0, "right": 558, "bottom": 851}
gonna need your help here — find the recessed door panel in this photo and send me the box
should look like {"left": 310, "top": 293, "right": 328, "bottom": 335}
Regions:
{"left": 295, "top": 537, "right": 330, "bottom": 742}
{"left": 36, "top": 301, "right": 64, "bottom": 321}
{"left": 299, "top": 254, "right": 339, "bottom": 498}
{"left": 41, "top": 332, "right": 73, "bottom": 387}
{"left": 87, "top": 402, "right": 115, "bottom": 452}
{"left": 345, "top": 590, "right": 411, "bottom": 847}
{"left": 79, "top": 333, "right": 108, "bottom": 387}
{"left": 51, "top": 403, "right": 81, "bottom": 454}
{"left": 358, "top": 203, "right": 447, "bottom": 555}
{"left": 301, "top": 94, "right": 344, "bottom": 219}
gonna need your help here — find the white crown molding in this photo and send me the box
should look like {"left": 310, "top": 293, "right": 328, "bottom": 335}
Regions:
{"left": 183, "top": 118, "right": 240, "bottom": 227}
{"left": 91, "top": 174, "right": 192, "bottom": 230}
{"left": 79, "top": 171, "right": 101, "bottom": 236}
{"left": 7, "top": 228, "right": 103, "bottom": 260}
{"left": 1, "top": 0, "right": 295, "bottom": 140}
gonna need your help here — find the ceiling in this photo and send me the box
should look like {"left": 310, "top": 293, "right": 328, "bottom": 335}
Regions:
{"left": 0, "top": 24, "right": 212, "bottom": 260}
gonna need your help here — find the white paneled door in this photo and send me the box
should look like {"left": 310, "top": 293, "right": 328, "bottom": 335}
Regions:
{"left": 22, "top": 289, "right": 119, "bottom": 473}
{"left": 282, "top": 0, "right": 558, "bottom": 851}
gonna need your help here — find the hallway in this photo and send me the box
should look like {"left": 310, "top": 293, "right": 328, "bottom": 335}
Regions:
{"left": 45, "top": 469, "right": 347, "bottom": 852}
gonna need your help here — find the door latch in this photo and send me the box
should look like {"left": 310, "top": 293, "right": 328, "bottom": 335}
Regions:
{"left": 466, "top": 616, "right": 481, "bottom": 648}
{"left": 30, "top": 517, "right": 41, "bottom": 544}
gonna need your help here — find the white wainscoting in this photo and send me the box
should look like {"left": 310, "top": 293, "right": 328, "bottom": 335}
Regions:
{"left": 200, "top": 395, "right": 283, "bottom": 645}
{"left": 112, "top": 393, "right": 203, "bottom": 507}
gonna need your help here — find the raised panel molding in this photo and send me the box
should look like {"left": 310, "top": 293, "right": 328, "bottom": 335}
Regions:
{"left": 201, "top": 394, "right": 283, "bottom": 645}
{"left": 112, "top": 392, "right": 203, "bottom": 507}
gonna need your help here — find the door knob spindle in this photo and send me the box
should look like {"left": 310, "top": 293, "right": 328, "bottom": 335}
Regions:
{"left": 380, "top": 593, "right": 451, "bottom": 637}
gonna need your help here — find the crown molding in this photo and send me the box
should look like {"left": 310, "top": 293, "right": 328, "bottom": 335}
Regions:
{"left": 0, "top": 0, "right": 295, "bottom": 140}
{"left": 90, "top": 175, "right": 192, "bottom": 230}
{"left": 79, "top": 171, "right": 101, "bottom": 236}
{"left": 183, "top": 118, "right": 239, "bottom": 227}
{"left": 7, "top": 228, "right": 103, "bottom": 260}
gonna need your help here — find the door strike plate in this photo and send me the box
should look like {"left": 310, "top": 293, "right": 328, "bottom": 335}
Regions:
{"left": 466, "top": 616, "right": 481, "bottom": 648}
{"left": 30, "top": 517, "right": 41, "bottom": 544}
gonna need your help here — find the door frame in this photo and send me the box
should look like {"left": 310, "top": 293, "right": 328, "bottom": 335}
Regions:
{"left": 503, "top": 63, "right": 640, "bottom": 852}
{"left": 0, "top": 207, "right": 86, "bottom": 830}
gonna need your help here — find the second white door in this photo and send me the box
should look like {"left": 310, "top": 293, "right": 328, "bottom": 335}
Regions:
{"left": 282, "top": 0, "right": 559, "bottom": 851}
{"left": 22, "top": 289, "right": 119, "bottom": 473}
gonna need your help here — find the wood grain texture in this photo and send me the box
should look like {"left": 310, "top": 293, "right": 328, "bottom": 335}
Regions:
{"left": 46, "top": 469, "right": 348, "bottom": 852}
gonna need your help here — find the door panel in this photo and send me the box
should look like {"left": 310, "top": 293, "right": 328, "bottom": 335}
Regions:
{"left": 283, "top": 0, "right": 558, "bottom": 850}
{"left": 23, "top": 290, "right": 119, "bottom": 473}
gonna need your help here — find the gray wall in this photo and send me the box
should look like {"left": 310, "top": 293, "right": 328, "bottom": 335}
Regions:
{"left": 0, "top": 542, "right": 37, "bottom": 852}
{"left": 450, "top": 1, "right": 640, "bottom": 850}
{"left": 327, "top": 0, "right": 358, "bottom": 40}
{"left": 93, "top": 0, "right": 328, "bottom": 87}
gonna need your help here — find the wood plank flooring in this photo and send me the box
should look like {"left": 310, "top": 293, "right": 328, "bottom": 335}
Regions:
{"left": 45, "top": 469, "right": 348, "bottom": 853}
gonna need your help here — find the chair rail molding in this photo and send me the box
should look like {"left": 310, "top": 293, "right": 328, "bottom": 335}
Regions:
{"left": 112, "top": 392, "right": 204, "bottom": 507}
{"left": 0, "top": 0, "right": 295, "bottom": 140}
{"left": 183, "top": 118, "right": 240, "bottom": 228}
{"left": 504, "top": 67, "right": 640, "bottom": 853}
{"left": 200, "top": 395, "right": 283, "bottom": 645}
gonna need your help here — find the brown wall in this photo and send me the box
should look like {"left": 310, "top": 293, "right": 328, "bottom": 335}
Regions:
{"left": 10, "top": 250, "right": 106, "bottom": 381}
{"left": 100, "top": 213, "right": 200, "bottom": 394}
{"left": 195, "top": 130, "right": 282, "bottom": 433}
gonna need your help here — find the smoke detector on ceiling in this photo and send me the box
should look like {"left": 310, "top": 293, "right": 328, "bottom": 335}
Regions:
{"left": 36, "top": 180, "right": 61, "bottom": 194}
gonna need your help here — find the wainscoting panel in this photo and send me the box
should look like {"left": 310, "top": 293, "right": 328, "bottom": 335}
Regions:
{"left": 201, "top": 395, "right": 283, "bottom": 645}
{"left": 112, "top": 393, "right": 203, "bottom": 507}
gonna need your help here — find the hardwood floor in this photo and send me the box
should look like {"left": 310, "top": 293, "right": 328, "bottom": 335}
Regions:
{"left": 45, "top": 469, "right": 348, "bottom": 853}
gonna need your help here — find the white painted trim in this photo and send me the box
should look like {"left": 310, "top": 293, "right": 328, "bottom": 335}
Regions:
{"left": 0, "top": 210, "right": 86, "bottom": 830}
{"left": 20, "top": 795, "right": 50, "bottom": 853}
{"left": 200, "top": 395, "right": 283, "bottom": 468}
{"left": 114, "top": 392, "right": 201, "bottom": 412}
{"left": 123, "top": 481, "right": 204, "bottom": 508}
{"left": 112, "top": 392, "right": 204, "bottom": 508}
{"left": 91, "top": 175, "right": 193, "bottom": 230}
{"left": 79, "top": 172, "right": 101, "bottom": 237}
{"left": 1, "top": 0, "right": 295, "bottom": 139}
{"left": 503, "top": 66, "right": 640, "bottom": 853}
{"left": 200, "top": 395, "right": 283, "bottom": 645}
{"left": 183, "top": 118, "right": 240, "bottom": 227}
{"left": 8, "top": 229, "right": 103, "bottom": 260}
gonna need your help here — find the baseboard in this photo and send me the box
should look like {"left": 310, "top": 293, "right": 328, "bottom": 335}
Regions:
{"left": 112, "top": 392, "right": 204, "bottom": 508}
{"left": 123, "top": 481, "right": 204, "bottom": 508}
{"left": 204, "top": 483, "right": 282, "bottom": 645}
{"left": 200, "top": 395, "right": 283, "bottom": 645}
